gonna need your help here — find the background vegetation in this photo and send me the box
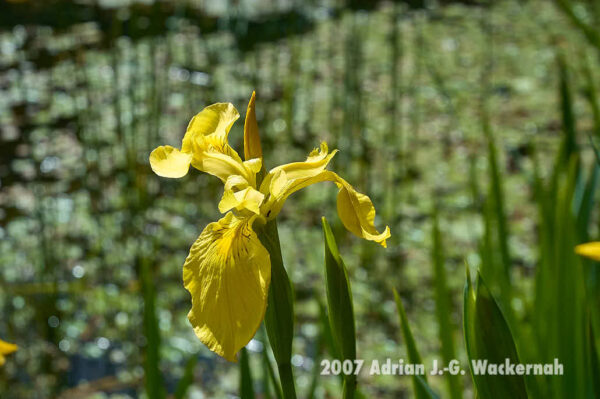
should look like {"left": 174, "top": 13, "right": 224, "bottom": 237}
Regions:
{"left": 1, "top": 0, "right": 599, "bottom": 397}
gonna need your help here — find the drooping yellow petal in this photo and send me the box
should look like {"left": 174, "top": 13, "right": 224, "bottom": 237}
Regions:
{"left": 259, "top": 142, "right": 390, "bottom": 247}
{"left": 0, "top": 339, "right": 17, "bottom": 366}
{"left": 149, "top": 145, "right": 193, "bottom": 178}
{"left": 335, "top": 177, "right": 391, "bottom": 248}
{"left": 260, "top": 142, "right": 337, "bottom": 197}
{"left": 183, "top": 213, "right": 270, "bottom": 361}
{"left": 244, "top": 91, "right": 263, "bottom": 161}
{"left": 575, "top": 242, "right": 600, "bottom": 261}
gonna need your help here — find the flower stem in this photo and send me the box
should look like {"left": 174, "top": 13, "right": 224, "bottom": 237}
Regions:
{"left": 277, "top": 362, "right": 297, "bottom": 399}
{"left": 257, "top": 219, "right": 297, "bottom": 399}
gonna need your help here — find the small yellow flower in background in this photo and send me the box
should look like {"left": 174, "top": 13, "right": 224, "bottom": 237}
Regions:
{"left": 150, "top": 92, "right": 390, "bottom": 361}
{"left": 575, "top": 242, "right": 600, "bottom": 261}
{"left": 0, "top": 339, "right": 17, "bottom": 366}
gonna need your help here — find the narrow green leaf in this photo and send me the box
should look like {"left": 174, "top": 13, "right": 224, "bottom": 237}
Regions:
{"left": 590, "top": 320, "right": 600, "bottom": 398}
{"left": 582, "top": 53, "right": 600, "bottom": 140}
{"left": 317, "top": 299, "right": 340, "bottom": 360}
{"left": 431, "top": 210, "right": 462, "bottom": 399}
{"left": 261, "top": 334, "right": 284, "bottom": 399}
{"left": 140, "top": 257, "right": 166, "bottom": 399}
{"left": 322, "top": 217, "right": 357, "bottom": 399}
{"left": 306, "top": 304, "right": 326, "bottom": 399}
{"left": 575, "top": 162, "right": 599, "bottom": 240}
{"left": 393, "top": 289, "right": 437, "bottom": 399}
{"left": 414, "top": 375, "right": 440, "bottom": 399}
{"left": 555, "top": 0, "right": 600, "bottom": 52}
{"left": 240, "top": 348, "right": 255, "bottom": 399}
{"left": 551, "top": 54, "right": 579, "bottom": 193}
{"left": 257, "top": 219, "right": 297, "bottom": 399}
{"left": 463, "top": 270, "right": 527, "bottom": 399}
{"left": 174, "top": 355, "right": 197, "bottom": 399}
{"left": 482, "top": 108, "right": 512, "bottom": 305}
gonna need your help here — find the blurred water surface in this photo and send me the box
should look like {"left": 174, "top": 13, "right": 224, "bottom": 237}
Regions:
{"left": 0, "top": 0, "right": 596, "bottom": 397}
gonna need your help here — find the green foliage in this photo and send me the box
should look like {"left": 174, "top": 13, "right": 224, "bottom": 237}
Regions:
{"left": 174, "top": 355, "right": 198, "bottom": 399}
{"left": 239, "top": 348, "right": 255, "bottom": 399}
{"left": 463, "top": 269, "right": 528, "bottom": 399}
{"left": 431, "top": 210, "right": 462, "bottom": 399}
{"left": 140, "top": 257, "right": 166, "bottom": 399}
{"left": 257, "top": 220, "right": 297, "bottom": 399}
{"left": 393, "top": 289, "right": 439, "bottom": 399}
{"left": 322, "top": 217, "right": 357, "bottom": 399}
{"left": 261, "top": 335, "right": 284, "bottom": 399}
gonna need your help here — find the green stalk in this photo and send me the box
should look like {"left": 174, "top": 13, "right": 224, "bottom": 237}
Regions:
{"left": 139, "top": 255, "right": 166, "bottom": 399}
{"left": 256, "top": 220, "right": 297, "bottom": 399}
{"left": 239, "top": 348, "right": 255, "bottom": 399}
{"left": 322, "top": 217, "right": 357, "bottom": 399}
{"left": 431, "top": 210, "right": 462, "bottom": 399}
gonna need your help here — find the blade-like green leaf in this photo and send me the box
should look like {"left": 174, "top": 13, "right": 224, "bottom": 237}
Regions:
{"left": 261, "top": 333, "right": 284, "bottom": 399}
{"left": 322, "top": 217, "right": 357, "bottom": 399}
{"left": 555, "top": 0, "right": 600, "bottom": 52}
{"left": 174, "top": 355, "right": 197, "bottom": 399}
{"left": 575, "top": 161, "right": 599, "bottom": 240}
{"left": 140, "top": 256, "right": 166, "bottom": 399}
{"left": 590, "top": 320, "right": 600, "bottom": 398}
{"left": 431, "top": 210, "right": 462, "bottom": 399}
{"left": 257, "top": 219, "right": 297, "bottom": 399}
{"left": 240, "top": 348, "right": 255, "bottom": 399}
{"left": 306, "top": 302, "right": 327, "bottom": 399}
{"left": 482, "top": 103, "right": 512, "bottom": 306}
{"left": 463, "top": 270, "right": 527, "bottom": 399}
{"left": 414, "top": 375, "right": 440, "bottom": 399}
{"left": 393, "top": 288, "right": 438, "bottom": 399}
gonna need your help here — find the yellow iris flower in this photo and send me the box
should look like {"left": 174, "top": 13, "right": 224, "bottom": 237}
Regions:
{"left": 0, "top": 339, "right": 17, "bottom": 366}
{"left": 575, "top": 242, "right": 600, "bottom": 261}
{"left": 149, "top": 93, "right": 390, "bottom": 361}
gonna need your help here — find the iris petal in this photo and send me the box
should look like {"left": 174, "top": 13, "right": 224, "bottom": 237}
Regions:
{"left": 183, "top": 213, "right": 270, "bottom": 361}
{"left": 183, "top": 102, "right": 241, "bottom": 160}
{"left": 261, "top": 143, "right": 390, "bottom": 247}
{"left": 575, "top": 241, "right": 600, "bottom": 261}
{"left": 149, "top": 145, "right": 193, "bottom": 178}
{"left": 218, "top": 186, "right": 265, "bottom": 215}
{"left": 335, "top": 177, "right": 391, "bottom": 247}
{"left": 0, "top": 339, "right": 17, "bottom": 366}
{"left": 259, "top": 142, "right": 337, "bottom": 194}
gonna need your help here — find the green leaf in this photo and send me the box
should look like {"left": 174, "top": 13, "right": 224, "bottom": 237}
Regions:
{"left": 393, "top": 288, "right": 437, "bottom": 399}
{"left": 555, "top": 0, "right": 600, "bottom": 52}
{"left": 431, "top": 210, "right": 462, "bottom": 399}
{"left": 174, "top": 355, "right": 197, "bottom": 399}
{"left": 139, "top": 256, "right": 166, "bottom": 399}
{"left": 414, "top": 375, "right": 440, "bottom": 399}
{"left": 482, "top": 107, "right": 512, "bottom": 306}
{"left": 261, "top": 333, "right": 284, "bottom": 399}
{"left": 575, "top": 161, "right": 599, "bottom": 240}
{"left": 322, "top": 217, "right": 357, "bottom": 399}
{"left": 240, "top": 348, "right": 255, "bottom": 399}
{"left": 590, "top": 320, "right": 600, "bottom": 398}
{"left": 306, "top": 302, "right": 327, "bottom": 399}
{"left": 257, "top": 219, "right": 297, "bottom": 399}
{"left": 463, "top": 269, "right": 527, "bottom": 399}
